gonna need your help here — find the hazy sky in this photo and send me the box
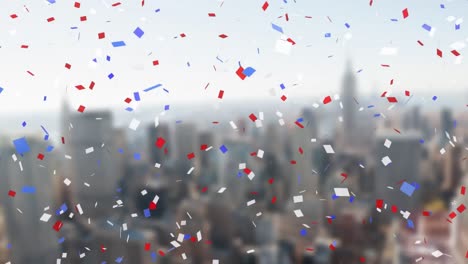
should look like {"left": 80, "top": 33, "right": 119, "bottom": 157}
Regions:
{"left": 0, "top": 0, "right": 467, "bottom": 113}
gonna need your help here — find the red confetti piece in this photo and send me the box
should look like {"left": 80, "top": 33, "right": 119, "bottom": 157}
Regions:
{"left": 422, "top": 211, "right": 431, "bottom": 216}
{"left": 187, "top": 152, "right": 195, "bottom": 160}
{"left": 98, "top": 32, "right": 106, "bottom": 39}
{"left": 391, "top": 205, "right": 398, "bottom": 213}
{"left": 149, "top": 201, "right": 157, "bottom": 210}
{"left": 77, "top": 105, "right": 86, "bottom": 113}
{"left": 200, "top": 144, "right": 208, "bottom": 150}
{"left": 290, "top": 160, "right": 296, "bottom": 165}
{"left": 417, "top": 40, "right": 424, "bottom": 46}
{"left": 271, "top": 196, "right": 277, "bottom": 204}
{"left": 402, "top": 8, "right": 409, "bottom": 19}
{"left": 218, "top": 90, "right": 224, "bottom": 99}
{"left": 248, "top": 113, "right": 257, "bottom": 122}
{"left": 268, "top": 178, "right": 274, "bottom": 184}
{"left": 285, "top": 13, "right": 289, "bottom": 21}
{"left": 329, "top": 244, "right": 336, "bottom": 251}
{"left": 180, "top": 33, "right": 186, "bottom": 38}
{"left": 124, "top": 98, "right": 132, "bottom": 103}
{"left": 61, "top": 137, "right": 65, "bottom": 144}
{"left": 306, "top": 248, "right": 314, "bottom": 251}
{"left": 47, "top": 17, "right": 55, "bottom": 22}
{"left": 152, "top": 60, "right": 159, "bottom": 66}
{"left": 75, "top": 85, "right": 85, "bottom": 90}
{"left": 74, "top": 2, "right": 81, "bottom": 8}
{"left": 305, "top": 16, "right": 312, "bottom": 19}
{"left": 80, "top": 16, "right": 87, "bottom": 22}
{"left": 155, "top": 137, "right": 166, "bottom": 148}
{"left": 65, "top": 63, "right": 71, "bottom": 69}
{"left": 457, "top": 204, "right": 466, "bottom": 213}
{"left": 295, "top": 121, "right": 304, "bottom": 128}
{"left": 158, "top": 250, "right": 165, "bottom": 256}
{"left": 112, "top": 2, "right": 122, "bottom": 7}
{"left": 437, "top": 49, "right": 443, "bottom": 58}
{"left": 451, "top": 50, "right": 460, "bottom": 56}
{"left": 461, "top": 186, "right": 466, "bottom": 195}
{"left": 100, "top": 245, "right": 107, "bottom": 252}
{"left": 208, "top": 13, "right": 216, "bottom": 17}
{"left": 387, "top": 97, "right": 398, "bottom": 103}
{"left": 369, "top": 0, "right": 373, "bottom": 6}
{"left": 144, "top": 243, "right": 151, "bottom": 251}
{"left": 323, "top": 96, "right": 332, "bottom": 104}
{"left": 27, "top": 71, "right": 35, "bottom": 76}
{"left": 449, "top": 211, "right": 457, "bottom": 219}
{"left": 286, "top": 38, "right": 296, "bottom": 45}
{"left": 298, "top": 147, "right": 303, "bottom": 154}
{"left": 262, "top": 1, "right": 269, "bottom": 11}
{"left": 405, "top": 90, "right": 410, "bottom": 96}
{"left": 236, "top": 66, "right": 247, "bottom": 80}
{"left": 243, "top": 168, "right": 252, "bottom": 175}
{"left": 21, "top": 45, "right": 29, "bottom": 49}
{"left": 390, "top": 79, "right": 394, "bottom": 85}
{"left": 359, "top": 256, "right": 366, "bottom": 263}
{"left": 381, "top": 64, "right": 390, "bottom": 67}
{"left": 465, "top": 250, "right": 468, "bottom": 258}
{"left": 89, "top": 81, "right": 95, "bottom": 90}
{"left": 393, "top": 128, "right": 401, "bottom": 134}
{"left": 10, "top": 14, "right": 18, "bottom": 19}
{"left": 37, "top": 153, "right": 45, "bottom": 160}
{"left": 376, "top": 199, "right": 384, "bottom": 209}
{"left": 219, "top": 34, "right": 228, "bottom": 39}
{"left": 340, "top": 173, "right": 348, "bottom": 183}
{"left": 53, "top": 220, "right": 63, "bottom": 232}
{"left": 380, "top": 91, "right": 387, "bottom": 97}
{"left": 281, "top": 95, "right": 287, "bottom": 101}
{"left": 8, "top": 190, "right": 16, "bottom": 197}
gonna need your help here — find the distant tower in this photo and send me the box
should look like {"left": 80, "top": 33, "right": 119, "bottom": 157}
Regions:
{"left": 341, "top": 60, "right": 357, "bottom": 144}
{"left": 440, "top": 108, "right": 453, "bottom": 146}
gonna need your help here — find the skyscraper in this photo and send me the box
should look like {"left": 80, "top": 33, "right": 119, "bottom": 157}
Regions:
{"left": 174, "top": 123, "right": 197, "bottom": 174}
{"left": 1, "top": 138, "right": 59, "bottom": 264}
{"left": 341, "top": 60, "right": 357, "bottom": 145}
{"left": 63, "top": 108, "right": 118, "bottom": 217}
{"left": 440, "top": 108, "right": 453, "bottom": 146}
{"left": 374, "top": 131, "right": 422, "bottom": 214}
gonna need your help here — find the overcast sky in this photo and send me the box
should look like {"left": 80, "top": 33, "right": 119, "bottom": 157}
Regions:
{"left": 0, "top": 0, "right": 467, "bottom": 114}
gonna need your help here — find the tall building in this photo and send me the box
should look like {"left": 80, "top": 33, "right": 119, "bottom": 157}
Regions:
{"left": 197, "top": 131, "right": 219, "bottom": 187}
{"left": 440, "top": 108, "right": 453, "bottom": 145}
{"left": 374, "top": 131, "right": 422, "bottom": 214}
{"left": 1, "top": 138, "right": 59, "bottom": 264}
{"left": 341, "top": 60, "right": 357, "bottom": 145}
{"left": 63, "top": 106, "right": 118, "bottom": 217}
{"left": 174, "top": 123, "right": 197, "bottom": 174}
{"left": 147, "top": 123, "right": 171, "bottom": 166}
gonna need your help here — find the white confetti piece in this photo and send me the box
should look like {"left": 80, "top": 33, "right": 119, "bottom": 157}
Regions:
{"left": 381, "top": 156, "right": 392, "bottom": 166}
{"left": 334, "top": 188, "right": 350, "bottom": 197}
{"left": 128, "top": 118, "right": 140, "bottom": 130}
{"left": 323, "top": 144, "right": 335, "bottom": 154}
{"left": 294, "top": 209, "right": 304, "bottom": 218}
{"left": 384, "top": 139, "right": 392, "bottom": 148}
{"left": 293, "top": 195, "right": 303, "bottom": 203}
{"left": 40, "top": 213, "right": 52, "bottom": 222}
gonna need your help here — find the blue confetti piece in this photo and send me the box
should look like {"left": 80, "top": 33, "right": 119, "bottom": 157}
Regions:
{"left": 108, "top": 73, "right": 114, "bottom": 79}
{"left": 324, "top": 33, "right": 331, "bottom": 38}
{"left": 367, "top": 105, "right": 375, "bottom": 108}
{"left": 280, "top": 83, "right": 285, "bottom": 90}
{"left": 331, "top": 215, "right": 336, "bottom": 220}
{"left": 43, "top": 96, "right": 47, "bottom": 101}
{"left": 134, "top": 92, "right": 140, "bottom": 101}
{"left": 271, "top": 23, "right": 284, "bottom": 33}
{"left": 106, "top": 55, "right": 111, "bottom": 62}
{"left": 349, "top": 196, "right": 355, "bottom": 203}
{"left": 176, "top": 120, "right": 182, "bottom": 124}
{"left": 70, "top": 26, "right": 78, "bottom": 29}
{"left": 46, "top": 145, "right": 54, "bottom": 152}
{"left": 184, "top": 234, "right": 191, "bottom": 240}
{"left": 144, "top": 209, "right": 151, "bottom": 218}
{"left": 374, "top": 113, "right": 381, "bottom": 117}
{"left": 163, "top": 88, "right": 169, "bottom": 93}
{"left": 332, "top": 194, "right": 338, "bottom": 200}
{"left": 134, "top": 153, "right": 141, "bottom": 160}
{"left": 432, "top": 96, "right": 438, "bottom": 101}
{"left": 47, "top": 0, "right": 56, "bottom": 3}
{"left": 187, "top": 62, "right": 190, "bottom": 67}
{"left": 390, "top": 18, "right": 398, "bottom": 22}
{"left": 164, "top": 105, "right": 170, "bottom": 111}
{"left": 242, "top": 67, "right": 256, "bottom": 77}
{"left": 453, "top": 120, "right": 457, "bottom": 128}
{"left": 344, "top": 23, "right": 350, "bottom": 28}
{"left": 155, "top": 9, "right": 161, "bottom": 13}
{"left": 92, "top": 58, "right": 97, "bottom": 63}
{"left": 455, "top": 24, "right": 460, "bottom": 30}
{"left": 357, "top": 69, "right": 363, "bottom": 73}
{"left": 125, "top": 107, "right": 133, "bottom": 112}
{"left": 419, "top": 139, "right": 425, "bottom": 144}
{"left": 118, "top": 148, "right": 124, "bottom": 153}
{"left": 297, "top": 118, "right": 304, "bottom": 122}
{"left": 219, "top": 145, "right": 228, "bottom": 153}
{"left": 422, "top": 24, "right": 432, "bottom": 32}
{"left": 300, "top": 229, "right": 307, "bottom": 236}
{"left": 133, "top": 27, "right": 145, "bottom": 38}
{"left": 440, "top": 4, "right": 445, "bottom": 8}
{"left": 58, "top": 237, "right": 65, "bottom": 244}
{"left": 44, "top": 134, "right": 49, "bottom": 141}
{"left": 237, "top": 171, "right": 243, "bottom": 178}
{"left": 115, "top": 257, "right": 123, "bottom": 263}
{"left": 22, "top": 121, "right": 27, "bottom": 127}
{"left": 22, "top": 186, "right": 36, "bottom": 193}
{"left": 407, "top": 219, "right": 414, "bottom": 229}
{"left": 151, "top": 252, "right": 157, "bottom": 262}
{"left": 13, "top": 137, "right": 30, "bottom": 154}
{"left": 112, "top": 41, "right": 126, "bottom": 47}
{"left": 400, "top": 182, "right": 416, "bottom": 197}
{"left": 0, "top": 87, "right": 4, "bottom": 94}
{"left": 143, "top": 84, "right": 162, "bottom": 92}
